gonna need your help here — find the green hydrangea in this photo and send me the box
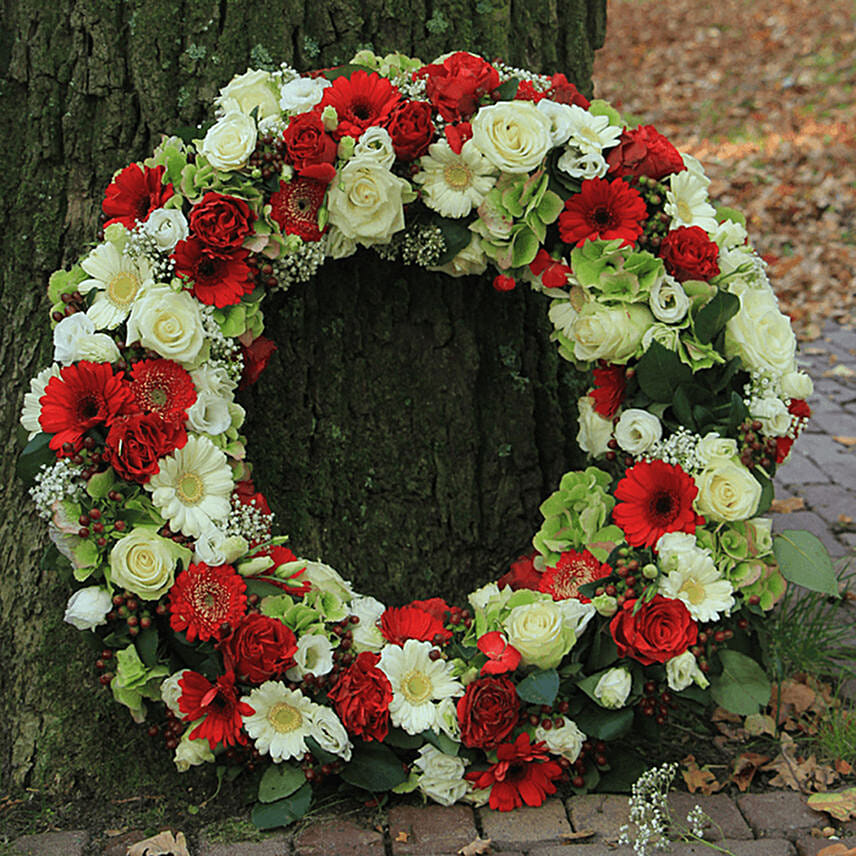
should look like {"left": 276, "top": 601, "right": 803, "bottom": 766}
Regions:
{"left": 111, "top": 644, "right": 169, "bottom": 721}
{"left": 571, "top": 239, "right": 665, "bottom": 304}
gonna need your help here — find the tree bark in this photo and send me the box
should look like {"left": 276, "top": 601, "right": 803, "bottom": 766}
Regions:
{"left": 0, "top": 0, "right": 605, "bottom": 793}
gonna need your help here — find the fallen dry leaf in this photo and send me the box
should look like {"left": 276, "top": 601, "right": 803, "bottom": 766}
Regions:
{"left": 127, "top": 831, "right": 189, "bottom": 856}
{"left": 458, "top": 837, "right": 492, "bottom": 855}
{"left": 834, "top": 436, "right": 856, "bottom": 447}
{"left": 770, "top": 496, "right": 806, "bottom": 513}
{"left": 681, "top": 755, "right": 725, "bottom": 795}
{"left": 825, "top": 366, "right": 856, "bottom": 379}
{"left": 817, "top": 846, "right": 856, "bottom": 856}
{"left": 563, "top": 830, "right": 596, "bottom": 841}
{"left": 808, "top": 788, "right": 856, "bottom": 822}
{"left": 745, "top": 712, "right": 777, "bottom": 737}
{"left": 763, "top": 733, "right": 839, "bottom": 792}
{"left": 395, "top": 831, "right": 409, "bottom": 843}
{"left": 839, "top": 514, "right": 855, "bottom": 525}
{"left": 730, "top": 752, "right": 770, "bottom": 792}
{"left": 836, "top": 759, "right": 854, "bottom": 776}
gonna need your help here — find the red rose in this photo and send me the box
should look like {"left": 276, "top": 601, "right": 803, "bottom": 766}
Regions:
{"left": 610, "top": 596, "right": 698, "bottom": 665}
{"left": 456, "top": 676, "right": 520, "bottom": 749}
{"left": 591, "top": 362, "right": 627, "bottom": 418}
{"left": 327, "top": 651, "right": 393, "bottom": 742}
{"left": 387, "top": 100, "right": 434, "bottom": 162}
{"left": 283, "top": 112, "right": 337, "bottom": 183}
{"left": 221, "top": 613, "right": 298, "bottom": 684}
{"left": 104, "top": 412, "right": 187, "bottom": 483}
{"left": 188, "top": 192, "right": 256, "bottom": 256}
{"left": 239, "top": 335, "right": 277, "bottom": 389}
{"left": 607, "top": 125, "right": 685, "bottom": 181}
{"left": 415, "top": 52, "right": 500, "bottom": 122}
{"left": 659, "top": 226, "right": 721, "bottom": 282}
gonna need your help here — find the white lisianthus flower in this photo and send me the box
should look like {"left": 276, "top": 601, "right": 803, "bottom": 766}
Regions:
{"left": 577, "top": 395, "right": 613, "bottom": 458}
{"left": 751, "top": 517, "right": 774, "bottom": 554}
{"left": 286, "top": 633, "right": 334, "bottom": 680}
{"left": 378, "top": 639, "right": 464, "bottom": 735}
{"left": 309, "top": 706, "right": 352, "bottom": 761}
{"left": 536, "top": 99, "right": 575, "bottom": 146}
{"left": 53, "top": 314, "right": 96, "bottom": 364}
{"left": 143, "top": 208, "right": 189, "bottom": 252}
{"left": 20, "top": 365, "right": 61, "bottom": 438}
{"left": 642, "top": 323, "right": 682, "bottom": 354}
{"left": 435, "top": 697, "right": 462, "bottom": 742}
{"left": 749, "top": 396, "right": 791, "bottom": 436}
{"left": 193, "top": 528, "right": 247, "bottom": 566}
{"left": 655, "top": 532, "right": 702, "bottom": 570}
{"left": 504, "top": 598, "right": 577, "bottom": 670}
{"left": 188, "top": 364, "right": 236, "bottom": 436}
{"left": 659, "top": 552, "right": 734, "bottom": 622}
{"left": 556, "top": 149, "right": 608, "bottom": 180}
{"left": 471, "top": 101, "right": 552, "bottom": 173}
{"left": 429, "top": 233, "right": 488, "bottom": 278}
{"left": 327, "top": 158, "right": 413, "bottom": 246}
{"left": 79, "top": 242, "right": 153, "bottom": 329}
{"left": 348, "top": 595, "right": 386, "bottom": 653}
{"left": 353, "top": 126, "right": 396, "bottom": 169}
{"left": 711, "top": 218, "right": 748, "bottom": 250}
{"left": 649, "top": 274, "right": 690, "bottom": 324}
{"left": 160, "top": 670, "right": 191, "bottom": 716}
{"left": 549, "top": 299, "right": 577, "bottom": 337}
{"left": 413, "top": 745, "right": 468, "bottom": 806}
{"left": 279, "top": 76, "right": 331, "bottom": 113}
{"left": 571, "top": 303, "right": 653, "bottom": 364}
{"left": 565, "top": 104, "right": 622, "bottom": 154}
{"left": 615, "top": 409, "right": 662, "bottom": 455}
{"left": 242, "top": 682, "right": 316, "bottom": 762}
{"left": 467, "top": 582, "right": 512, "bottom": 612}
{"left": 289, "top": 560, "right": 354, "bottom": 600}
{"left": 680, "top": 153, "right": 710, "bottom": 185}
{"left": 145, "top": 435, "right": 234, "bottom": 538}
{"left": 594, "top": 667, "right": 632, "bottom": 709}
{"left": 535, "top": 716, "right": 585, "bottom": 761}
{"left": 323, "top": 225, "right": 358, "bottom": 260}
{"left": 665, "top": 171, "right": 718, "bottom": 232}
{"left": 414, "top": 139, "right": 498, "bottom": 219}
{"left": 217, "top": 69, "right": 280, "bottom": 118}
{"left": 200, "top": 111, "right": 257, "bottom": 171}
{"left": 110, "top": 528, "right": 189, "bottom": 601}
{"left": 695, "top": 459, "right": 762, "bottom": 523}
{"left": 781, "top": 370, "right": 813, "bottom": 400}
{"left": 174, "top": 726, "right": 215, "bottom": 771}
{"left": 697, "top": 432, "right": 739, "bottom": 467}
{"left": 64, "top": 586, "right": 113, "bottom": 630}
{"left": 125, "top": 285, "right": 205, "bottom": 365}
{"left": 76, "top": 333, "right": 122, "bottom": 364}
{"left": 666, "top": 650, "right": 709, "bottom": 692}
{"left": 724, "top": 284, "right": 797, "bottom": 375}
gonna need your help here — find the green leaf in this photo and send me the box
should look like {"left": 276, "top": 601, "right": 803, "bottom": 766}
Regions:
{"left": 754, "top": 469, "right": 774, "bottom": 516}
{"left": 515, "top": 669, "right": 559, "bottom": 707}
{"left": 773, "top": 530, "right": 838, "bottom": 596}
{"left": 321, "top": 63, "right": 376, "bottom": 80}
{"left": 245, "top": 579, "right": 288, "bottom": 599}
{"left": 574, "top": 706, "right": 634, "bottom": 741}
{"left": 585, "top": 630, "right": 619, "bottom": 672}
{"left": 251, "top": 783, "right": 312, "bottom": 829}
{"left": 17, "top": 433, "right": 55, "bottom": 486}
{"left": 433, "top": 216, "right": 473, "bottom": 265}
{"left": 636, "top": 341, "right": 694, "bottom": 402}
{"left": 694, "top": 291, "right": 740, "bottom": 344}
{"left": 597, "top": 753, "right": 649, "bottom": 793}
{"left": 494, "top": 77, "right": 520, "bottom": 101}
{"left": 709, "top": 650, "right": 771, "bottom": 715}
{"left": 305, "top": 736, "right": 339, "bottom": 765}
{"left": 421, "top": 729, "right": 459, "bottom": 756}
{"left": 383, "top": 727, "right": 423, "bottom": 750}
{"left": 340, "top": 741, "right": 407, "bottom": 792}
{"left": 258, "top": 763, "right": 306, "bottom": 803}
{"left": 510, "top": 227, "right": 539, "bottom": 268}
{"left": 135, "top": 627, "right": 159, "bottom": 668}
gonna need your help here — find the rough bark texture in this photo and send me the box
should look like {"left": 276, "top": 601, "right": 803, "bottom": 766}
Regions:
{"left": 0, "top": 0, "right": 605, "bottom": 795}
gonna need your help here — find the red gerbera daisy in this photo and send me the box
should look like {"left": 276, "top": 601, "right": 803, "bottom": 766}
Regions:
{"left": 169, "top": 562, "right": 248, "bottom": 642}
{"left": 171, "top": 237, "right": 253, "bottom": 308}
{"left": 39, "top": 361, "right": 134, "bottom": 454}
{"left": 558, "top": 177, "right": 648, "bottom": 248}
{"left": 102, "top": 163, "right": 174, "bottom": 229}
{"left": 612, "top": 460, "right": 703, "bottom": 548}
{"left": 269, "top": 177, "right": 328, "bottom": 242}
{"left": 465, "top": 733, "right": 563, "bottom": 811}
{"left": 380, "top": 604, "right": 451, "bottom": 646}
{"left": 316, "top": 70, "right": 401, "bottom": 140}
{"left": 590, "top": 362, "right": 627, "bottom": 418}
{"left": 539, "top": 549, "right": 611, "bottom": 602}
{"left": 130, "top": 358, "right": 197, "bottom": 421}
{"left": 178, "top": 670, "right": 254, "bottom": 749}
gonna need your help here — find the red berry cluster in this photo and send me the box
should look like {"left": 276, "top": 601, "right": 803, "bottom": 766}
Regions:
{"left": 570, "top": 740, "right": 610, "bottom": 788}
{"left": 51, "top": 289, "right": 86, "bottom": 322}
{"left": 104, "top": 590, "right": 154, "bottom": 638}
{"left": 594, "top": 555, "right": 644, "bottom": 606}
{"left": 249, "top": 134, "right": 287, "bottom": 181}
{"left": 638, "top": 681, "right": 673, "bottom": 724}
{"left": 632, "top": 176, "right": 670, "bottom": 253}
{"left": 738, "top": 420, "right": 777, "bottom": 470}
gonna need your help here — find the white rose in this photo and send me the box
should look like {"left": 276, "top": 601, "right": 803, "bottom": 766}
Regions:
{"left": 110, "top": 528, "right": 188, "bottom": 600}
{"left": 75, "top": 333, "right": 121, "bottom": 364}
{"left": 200, "top": 111, "right": 257, "bottom": 171}
{"left": 348, "top": 595, "right": 386, "bottom": 653}
{"left": 126, "top": 286, "right": 204, "bottom": 365}
{"left": 724, "top": 285, "right": 797, "bottom": 375}
{"left": 327, "top": 158, "right": 412, "bottom": 246}
{"left": 53, "top": 314, "right": 95, "bottom": 364}
{"left": 695, "top": 460, "right": 762, "bottom": 522}
{"left": 593, "top": 667, "right": 632, "bottom": 709}
{"left": 535, "top": 716, "right": 585, "bottom": 761}
{"left": 413, "top": 745, "right": 468, "bottom": 807}
{"left": 666, "top": 651, "right": 709, "bottom": 691}
{"left": 781, "top": 370, "right": 813, "bottom": 400}
{"left": 143, "top": 208, "right": 188, "bottom": 252}
{"left": 353, "top": 126, "right": 396, "bottom": 169}
{"left": 64, "top": 586, "right": 113, "bottom": 630}
{"left": 649, "top": 274, "right": 689, "bottom": 324}
{"left": 536, "top": 99, "right": 574, "bottom": 146}
{"left": 174, "top": 726, "right": 215, "bottom": 772}
{"left": 160, "top": 670, "right": 190, "bottom": 715}
{"left": 697, "top": 432, "right": 739, "bottom": 467}
{"left": 471, "top": 101, "right": 552, "bottom": 174}
{"left": 309, "top": 705, "right": 352, "bottom": 761}
{"left": 749, "top": 397, "right": 791, "bottom": 436}
{"left": 504, "top": 598, "right": 576, "bottom": 670}
{"left": 615, "top": 409, "right": 662, "bottom": 455}
{"left": 429, "top": 234, "right": 488, "bottom": 278}
{"left": 642, "top": 323, "right": 682, "bottom": 353}
{"left": 279, "top": 76, "right": 331, "bottom": 113}
{"left": 577, "top": 395, "right": 613, "bottom": 458}
{"left": 286, "top": 633, "right": 334, "bottom": 680}
{"left": 572, "top": 303, "right": 653, "bottom": 364}
{"left": 217, "top": 69, "right": 280, "bottom": 118}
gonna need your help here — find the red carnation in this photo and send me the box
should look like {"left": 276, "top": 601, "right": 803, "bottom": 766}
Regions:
{"left": 465, "top": 733, "right": 563, "bottom": 811}
{"left": 102, "top": 163, "right": 174, "bottom": 229}
{"left": 239, "top": 335, "right": 277, "bottom": 390}
{"left": 529, "top": 249, "right": 572, "bottom": 288}
{"left": 104, "top": 412, "right": 187, "bottom": 483}
{"left": 612, "top": 460, "right": 703, "bottom": 548}
{"left": 233, "top": 481, "right": 272, "bottom": 516}
{"left": 610, "top": 595, "right": 698, "bottom": 665}
{"left": 659, "top": 226, "right": 720, "bottom": 282}
{"left": 269, "top": 177, "right": 327, "bottom": 242}
{"left": 282, "top": 112, "right": 337, "bottom": 183}
{"left": 476, "top": 632, "right": 521, "bottom": 676}
{"left": 221, "top": 613, "right": 298, "bottom": 684}
{"left": 171, "top": 237, "right": 253, "bottom": 308}
{"left": 409, "top": 597, "right": 451, "bottom": 623}
{"left": 415, "top": 52, "right": 500, "bottom": 122}
{"left": 188, "top": 192, "right": 256, "bottom": 256}
{"left": 776, "top": 398, "right": 812, "bottom": 462}
{"left": 316, "top": 70, "right": 401, "bottom": 140}
{"left": 558, "top": 177, "right": 648, "bottom": 248}
{"left": 591, "top": 362, "right": 627, "bottom": 418}
{"left": 457, "top": 676, "right": 520, "bottom": 749}
{"left": 497, "top": 551, "right": 541, "bottom": 591}
{"left": 543, "top": 72, "right": 590, "bottom": 108}
{"left": 380, "top": 603, "right": 451, "bottom": 646}
{"left": 539, "top": 549, "right": 611, "bottom": 602}
{"left": 327, "top": 651, "right": 393, "bottom": 742}
{"left": 169, "top": 562, "right": 248, "bottom": 642}
{"left": 178, "top": 670, "right": 253, "bottom": 749}
{"left": 444, "top": 122, "right": 473, "bottom": 154}
{"left": 387, "top": 100, "right": 434, "bottom": 162}
{"left": 607, "top": 125, "right": 685, "bottom": 181}
{"left": 39, "top": 361, "right": 133, "bottom": 454}
{"left": 129, "top": 358, "right": 196, "bottom": 421}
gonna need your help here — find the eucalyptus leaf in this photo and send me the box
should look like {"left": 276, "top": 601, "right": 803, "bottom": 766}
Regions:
{"left": 515, "top": 669, "right": 559, "bottom": 707}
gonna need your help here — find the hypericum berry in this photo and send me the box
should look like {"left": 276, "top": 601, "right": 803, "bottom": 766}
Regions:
{"left": 572, "top": 775, "right": 585, "bottom": 788}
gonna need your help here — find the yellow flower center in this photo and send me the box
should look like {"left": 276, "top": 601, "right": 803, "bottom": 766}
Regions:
{"left": 676, "top": 199, "right": 693, "bottom": 222}
{"left": 107, "top": 271, "right": 140, "bottom": 307}
{"left": 680, "top": 578, "right": 706, "bottom": 605}
{"left": 176, "top": 472, "right": 205, "bottom": 505}
{"left": 268, "top": 702, "right": 302, "bottom": 734}
{"left": 443, "top": 162, "right": 472, "bottom": 191}
{"left": 401, "top": 669, "right": 433, "bottom": 704}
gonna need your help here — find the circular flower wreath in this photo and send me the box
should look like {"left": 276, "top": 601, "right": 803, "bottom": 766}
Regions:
{"left": 19, "top": 50, "right": 834, "bottom": 824}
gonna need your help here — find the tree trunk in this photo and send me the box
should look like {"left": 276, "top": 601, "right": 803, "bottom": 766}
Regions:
{"left": 0, "top": 0, "right": 605, "bottom": 794}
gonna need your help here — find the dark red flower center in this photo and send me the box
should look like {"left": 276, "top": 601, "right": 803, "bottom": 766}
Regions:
{"left": 591, "top": 205, "right": 615, "bottom": 227}
{"left": 76, "top": 393, "right": 103, "bottom": 423}
{"left": 652, "top": 490, "right": 676, "bottom": 520}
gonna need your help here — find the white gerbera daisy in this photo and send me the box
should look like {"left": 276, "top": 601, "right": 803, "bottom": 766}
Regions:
{"left": 665, "top": 171, "right": 718, "bottom": 233}
{"left": 378, "top": 639, "right": 464, "bottom": 736}
{"left": 413, "top": 140, "right": 498, "bottom": 219}
{"left": 145, "top": 435, "right": 233, "bottom": 538}
{"left": 79, "top": 241, "right": 153, "bottom": 329}
{"left": 242, "top": 682, "right": 316, "bottom": 762}
{"left": 659, "top": 554, "right": 735, "bottom": 623}
{"left": 20, "top": 364, "right": 61, "bottom": 438}
{"left": 565, "top": 104, "right": 622, "bottom": 154}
